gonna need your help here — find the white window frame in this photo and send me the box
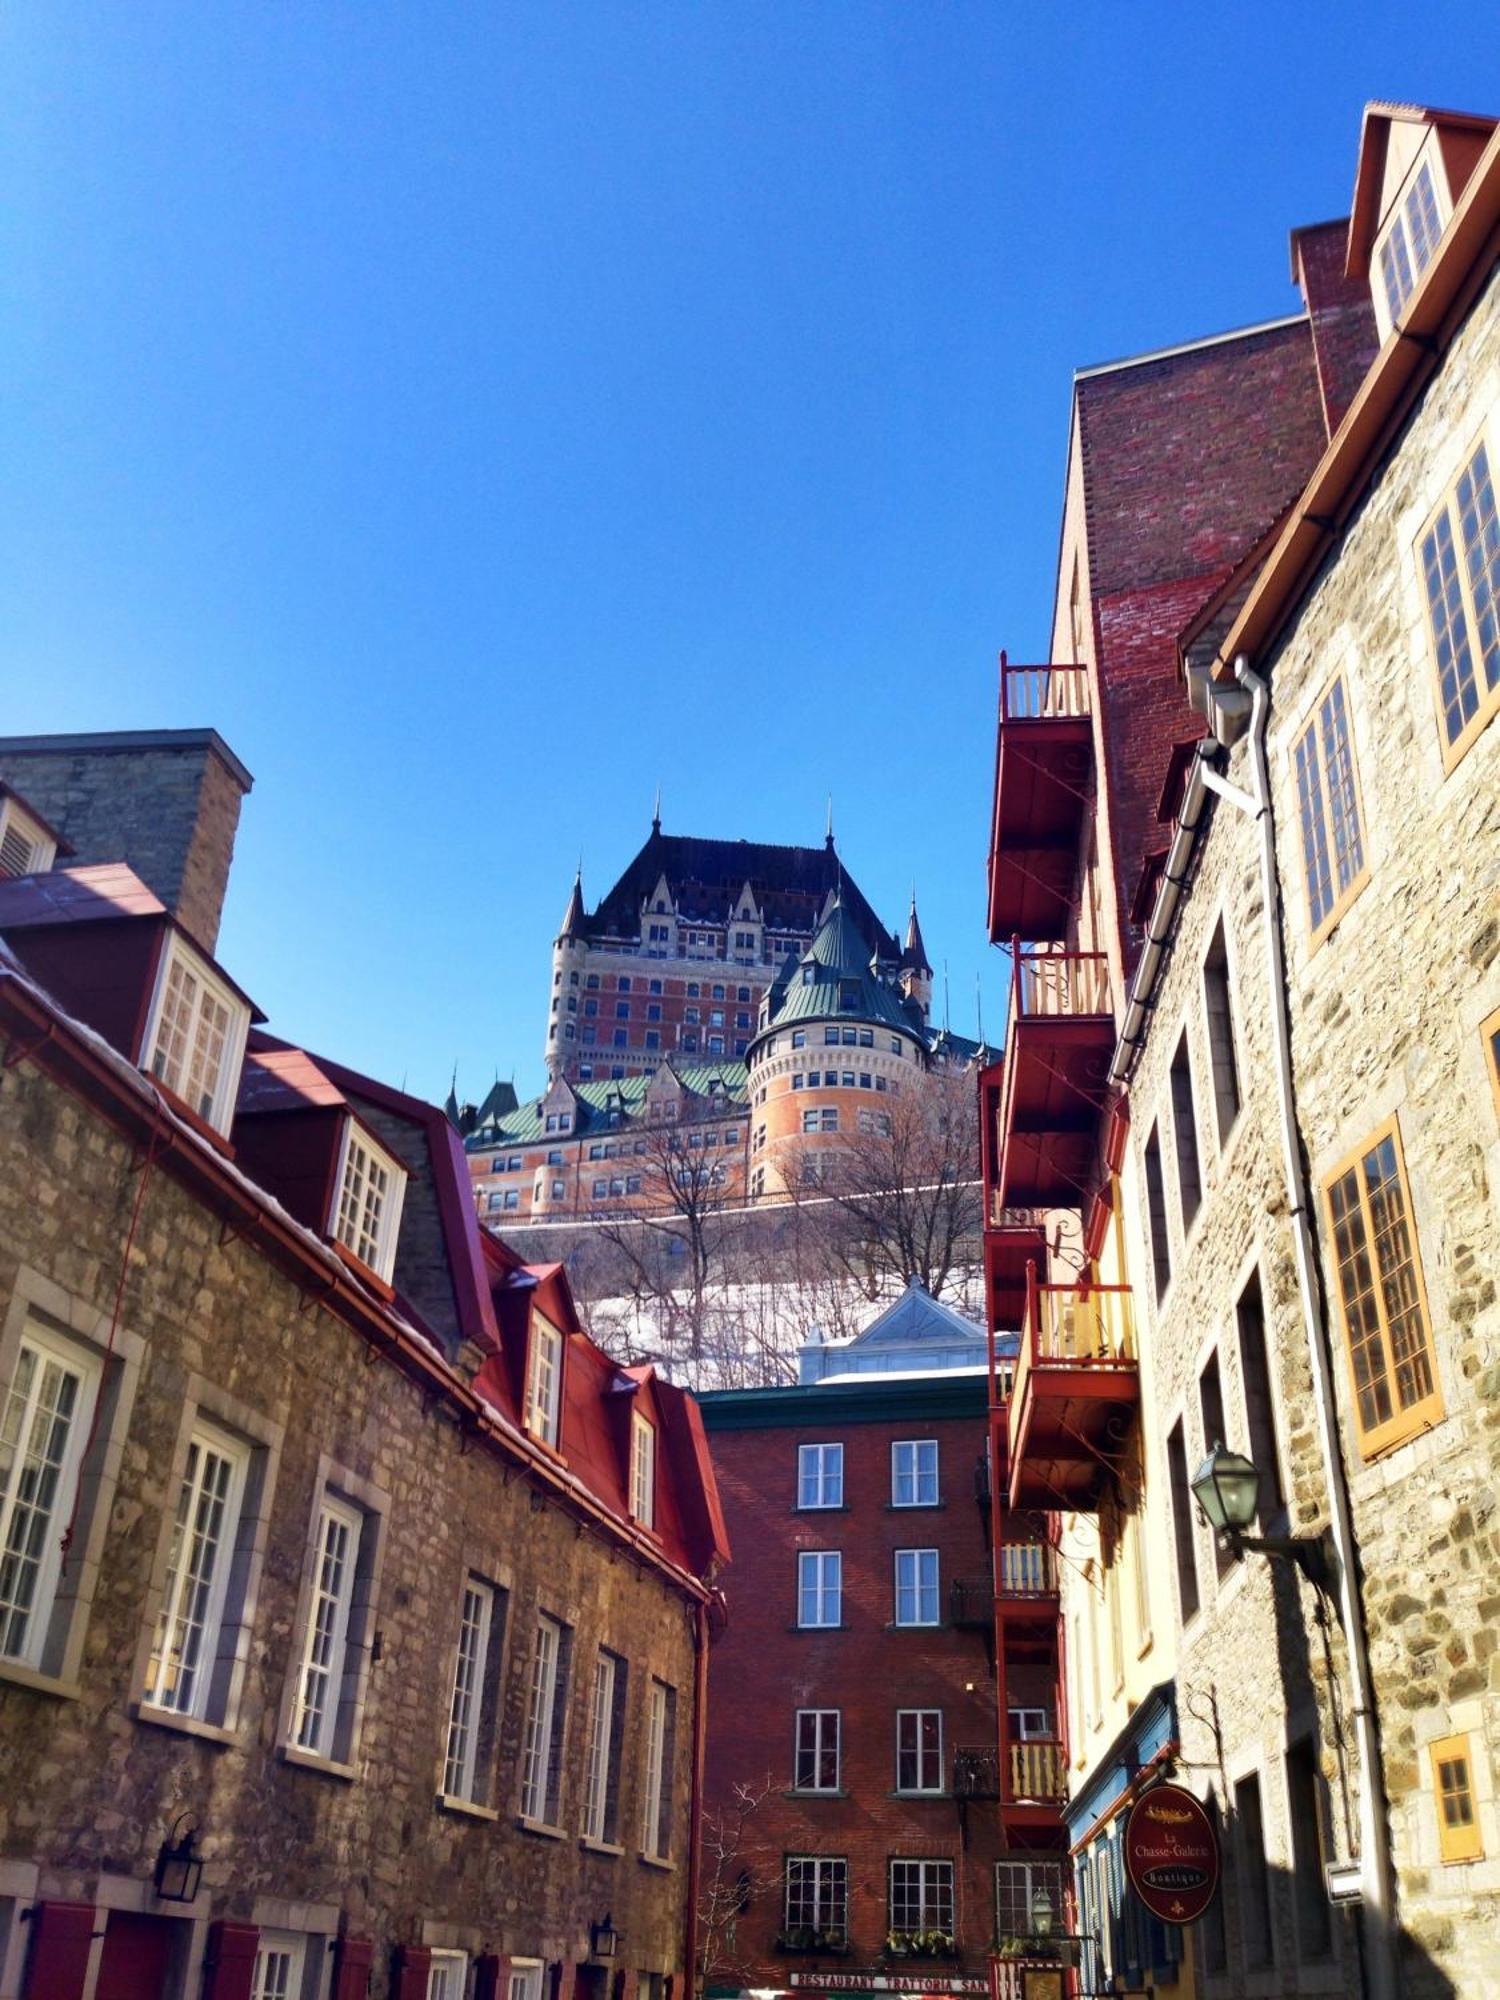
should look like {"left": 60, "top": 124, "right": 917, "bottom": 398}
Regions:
{"left": 642, "top": 1677, "right": 675, "bottom": 1859}
{"left": 1372, "top": 145, "right": 1449, "bottom": 339}
{"left": 519, "top": 1613, "right": 563, "bottom": 1823}
{"left": 142, "top": 1417, "right": 250, "bottom": 1719}
{"left": 0, "top": 1321, "right": 102, "bottom": 1671}
{"left": 896, "top": 1708, "right": 944, "bottom": 1794}
{"left": 251, "top": 1930, "right": 307, "bottom": 2000}
{"left": 891, "top": 1438, "right": 939, "bottom": 1507}
{"left": 142, "top": 930, "right": 250, "bottom": 1136}
{"left": 629, "top": 1410, "right": 656, "bottom": 1528}
{"left": 797, "top": 1550, "right": 842, "bottom": 1628}
{"left": 332, "top": 1120, "right": 407, "bottom": 1284}
{"left": 794, "top": 1707, "right": 841, "bottom": 1792}
{"left": 797, "top": 1442, "right": 843, "bottom": 1509}
{"left": 442, "top": 1577, "right": 497, "bottom": 1804}
{"left": 1419, "top": 429, "right": 1500, "bottom": 768}
{"left": 894, "top": 1548, "right": 941, "bottom": 1627}
{"left": 889, "top": 1857, "right": 955, "bottom": 1938}
{"left": 583, "top": 1648, "right": 621, "bottom": 1843}
{"left": 507, "top": 1964, "right": 544, "bottom": 2000}
{"left": 289, "top": 1493, "right": 364, "bottom": 1761}
{"left": 524, "top": 1314, "right": 564, "bottom": 1447}
{"left": 0, "top": 796, "right": 56, "bottom": 876}
{"left": 785, "top": 1855, "right": 849, "bottom": 1943}
{"left": 426, "top": 1951, "right": 468, "bottom": 2000}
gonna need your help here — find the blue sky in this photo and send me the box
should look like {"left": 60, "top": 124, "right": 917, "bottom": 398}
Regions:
{"left": 4, "top": 5, "right": 1496, "bottom": 1106}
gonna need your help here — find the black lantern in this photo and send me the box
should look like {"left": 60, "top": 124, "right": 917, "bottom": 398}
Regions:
{"left": 153, "top": 1815, "right": 203, "bottom": 1903}
{"left": 1030, "top": 1884, "right": 1055, "bottom": 1939}
{"left": 589, "top": 1914, "right": 619, "bottom": 1961}
{"left": 1190, "top": 1441, "right": 1339, "bottom": 1596}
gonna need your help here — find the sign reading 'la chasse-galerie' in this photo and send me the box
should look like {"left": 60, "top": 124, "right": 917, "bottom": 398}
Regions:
{"left": 1124, "top": 1782, "right": 1221, "bottom": 1924}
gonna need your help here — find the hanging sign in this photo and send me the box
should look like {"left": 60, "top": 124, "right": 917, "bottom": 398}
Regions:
{"left": 1123, "top": 1782, "right": 1220, "bottom": 1924}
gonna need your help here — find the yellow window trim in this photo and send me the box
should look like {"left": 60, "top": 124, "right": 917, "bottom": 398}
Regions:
{"left": 1294, "top": 669, "right": 1371, "bottom": 952}
{"left": 1417, "top": 430, "right": 1500, "bottom": 775}
{"left": 1483, "top": 1006, "right": 1500, "bottom": 1125}
{"left": 1430, "top": 1732, "right": 1484, "bottom": 1864}
{"left": 1322, "top": 1116, "right": 1443, "bottom": 1462}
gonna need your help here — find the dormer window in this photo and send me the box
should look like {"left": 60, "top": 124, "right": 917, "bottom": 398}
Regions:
{"left": 629, "top": 1410, "right": 656, "bottom": 1528}
{"left": 0, "top": 798, "right": 56, "bottom": 878}
{"left": 333, "top": 1122, "right": 406, "bottom": 1282}
{"left": 1374, "top": 156, "right": 1446, "bottom": 336}
{"left": 524, "top": 1314, "right": 564, "bottom": 1447}
{"left": 144, "top": 933, "right": 251, "bottom": 1136}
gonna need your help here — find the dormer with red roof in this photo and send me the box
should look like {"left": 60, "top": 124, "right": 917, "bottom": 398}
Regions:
{"left": 1348, "top": 101, "right": 1498, "bottom": 342}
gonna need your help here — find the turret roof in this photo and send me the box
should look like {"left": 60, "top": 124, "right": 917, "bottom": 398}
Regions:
{"left": 754, "top": 898, "right": 924, "bottom": 1042}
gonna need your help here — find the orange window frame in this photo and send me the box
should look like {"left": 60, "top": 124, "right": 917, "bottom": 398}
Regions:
{"left": 1430, "top": 1732, "right": 1483, "bottom": 1863}
{"left": 1418, "top": 434, "right": 1500, "bottom": 773}
{"left": 1483, "top": 1005, "right": 1500, "bottom": 1124}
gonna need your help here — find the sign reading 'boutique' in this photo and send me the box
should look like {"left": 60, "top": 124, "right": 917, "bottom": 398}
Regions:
{"left": 1123, "top": 1781, "right": 1220, "bottom": 1924}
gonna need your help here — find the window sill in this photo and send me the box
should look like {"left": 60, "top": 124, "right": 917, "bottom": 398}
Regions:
{"left": 135, "top": 1702, "right": 238, "bottom": 1748}
{"left": 891, "top": 1789, "right": 948, "bottom": 1801}
{"left": 793, "top": 1503, "right": 850, "bottom": 1515}
{"left": 787, "top": 1788, "right": 849, "bottom": 1800}
{"left": 638, "top": 1851, "right": 675, "bottom": 1872}
{"left": 789, "top": 1622, "right": 850, "bottom": 1633}
{"left": 0, "top": 1658, "right": 82, "bottom": 1703}
{"left": 580, "top": 1835, "right": 625, "bottom": 1857}
{"left": 436, "top": 1793, "right": 500, "bottom": 1823}
{"left": 886, "top": 1621, "right": 944, "bottom": 1633}
{"left": 516, "top": 1816, "right": 567, "bottom": 1841}
{"left": 886, "top": 1500, "right": 946, "bottom": 1512}
{"left": 279, "top": 1744, "right": 358, "bottom": 1783}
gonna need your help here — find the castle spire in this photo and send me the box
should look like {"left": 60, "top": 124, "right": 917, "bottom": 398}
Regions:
{"left": 652, "top": 782, "right": 662, "bottom": 834}
{"left": 901, "top": 890, "right": 932, "bottom": 975}
{"left": 825, "top": 795, "right": 835, "bottom": 851}
{"left": 559, "top": 867, "right": 586, "bottom": 940}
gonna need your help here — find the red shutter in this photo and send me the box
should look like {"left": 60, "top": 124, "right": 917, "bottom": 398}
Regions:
{"left": 393, "top": 1946, "right": 433, "bottom": 2000}
{"left": 202, "top": 1922, "right": 260, "bottom": 2000}
{"left": 473, "top": 1957, "right": 501, "bottom": 2000}
{"left": 23, "top": 1903, "right": 96, "bottom": 2000}
{"left": 331, "top": 1938, "right": 374, "bottom": 2000}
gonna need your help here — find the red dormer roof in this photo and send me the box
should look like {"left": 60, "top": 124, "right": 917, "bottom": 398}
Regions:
{"left": 237, "top": 1044, "right": 348, "bottom": 1114}
{"left": 1347, "top": 101, "right": 1497, "bottom": 277}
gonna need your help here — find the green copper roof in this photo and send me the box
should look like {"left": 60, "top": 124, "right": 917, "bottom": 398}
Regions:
{"left": 754, "top": 898, "right": 924, "bottom": 1044}
{"left": 466, "top": 1060, "right": 748, "bottom": 1148}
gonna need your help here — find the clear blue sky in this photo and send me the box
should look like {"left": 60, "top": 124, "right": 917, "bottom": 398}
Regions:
{"left": 3, "top": 5, "right": 1495, "bottom": 1106}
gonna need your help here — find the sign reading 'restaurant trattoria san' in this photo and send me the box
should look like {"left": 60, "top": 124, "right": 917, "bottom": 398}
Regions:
{"left": 1123, "top": 1782, "right": 1220, "bottom": 1924}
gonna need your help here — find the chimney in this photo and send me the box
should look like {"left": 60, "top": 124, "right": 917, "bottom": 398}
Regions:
{"left": 0, "top": 728, "right": 253, "bottom": 954}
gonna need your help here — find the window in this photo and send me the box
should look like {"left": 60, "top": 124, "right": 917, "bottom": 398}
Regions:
{"left": 712, "top": 983, "right": 725, "bottom": 1000}
{"left": 785, "top": 1857, "right": 848, "bottom": 1944}
{"left": 333, "top": 1124, "right": 407, "bottom": 1283}
{"left": 1294, "top": 676, "right": 1367, "bottom": 939}
{"left": 524, "top": 1314, "right": 564, "bottom": 1447}
{"left": 1236, "top": 1271, "right": 1284, "bottom": 1524}
{"left": 1143, "top": 1127, "right": 1171, "bottom": 1302}
{"left": 996, "top": 1860, "right": 1063, "bottom": 1944}
{"left": 251, "top": 1931, "right": 307, "bottom": 2000}
{"left": 1197, "top": 1355, "right": 1234, "bottom": 1579}
{"left": 143, "top": 934, "right": 249, "bottom": 1134}
{"left": 442, "top": 1576, "right": 503, "bottom": 1805}
{"left": 507, "top": 1966, "right": 543, "bottom": 2000}
{"left": 1165, "top": 1421, "right": 1199, "bottom": 1623}
{"left": 891, "top": 1439, "right": 938, "bottom": 1507}
{"left": 791, "top": 1030, "right": 806, "bottom": 1049}
{"left": 629, "top": 1411, "right": 656, "bottom": 1528}
{"left": 642, "top": 1678, "right": 676, "bottom": 1858}
{"left": 798, "top": 1443, "right": 843, "bottom": 1509}
{"left": 519, "top": 1613, "right": 568, "bottom": 1823}
{"left": 551, "top": 1179, "right": 565, "bottom": 1200}
{"left": 797, "top": 1551, "right": 841, "bottom": 1627}
{"left": 889, "top": 1859, "right": 954, "bottom": 1941}
{"left": 1235, "top": 1772, "right": 1274, "bottom": 1968}
{"left": 426, "top": 1954, "right": 467, "bottom": 2000}
{"left": 0, "top": 1322, "right": 101, "bottom": 1668}
{"left": 1286, "top": 1740, "right": 1333, "bottom": 1955}
{"left": 802, "top": 1107, "right": 837, "bottom": 1134}
{"left": 1421, "top": 435, "right": 1500, "bottom": 764}
{"left": 1325, "top": 1120, "right": 1440, "bottom": 1456}
{"left": 894, "top": 1549, "right": 940, "bottom": 1626}
{"left": 290, "top": 1493, "right": 370, "bottom": 1761}
{"left": 896, "top": 1709, "right": 942, "bottom": 1792}
{"left": 1169, "top": 1036, "right": 1202, "bottom": 1229}
{"left": 503, "top": 1189, "right": 519, "bottom": 1211}
{"left": 794, "top": 1708, "right": 840, "bottom": 1791}
{"left": 583, "top": 1648, "right": 626, "bottom": 1844}
{"left": 1202, "top": 922, "right": 1241, "bottom": 1143}
{"left": 1377, "top": 158, "right": 1443, "bottom": 325}
{"left": 1431, "top": 1732, "right": 1483, "bottom": 1862}
{"left": 142, "top": 1419, "right": 249, "bottom": 1718}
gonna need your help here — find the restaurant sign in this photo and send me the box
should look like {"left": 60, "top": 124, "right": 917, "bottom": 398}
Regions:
{"left": 1123, "top": 1781, "right": 1220, "bottom": 1924}
{"left": 787, "top": 1976, "right": 988, "bottom": 1993}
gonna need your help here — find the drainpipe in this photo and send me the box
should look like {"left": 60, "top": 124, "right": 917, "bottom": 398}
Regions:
{"left": 1209, "top": 658, "right": 1397, "bottom": 2000}
{"left": 683, "top": 1594, "right": 712, "bottom": 1997}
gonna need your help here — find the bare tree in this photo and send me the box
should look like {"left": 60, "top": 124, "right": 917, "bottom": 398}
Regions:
{"left": 697, "top": 1775, "right": 780, "bottom": 1986}
{"left": 595, "top": 1110, "right": 737, "bottom": 1362}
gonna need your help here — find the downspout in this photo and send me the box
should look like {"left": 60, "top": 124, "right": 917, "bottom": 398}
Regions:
{"left": 684, "top": 1594, "right": 712, "bottom": 1996}
{"left": 1222, "top": 657, "right": 1397, "bottom": 2000}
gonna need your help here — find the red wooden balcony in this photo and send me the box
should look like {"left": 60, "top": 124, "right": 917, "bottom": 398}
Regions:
{"left": 1008, "top": 1268, "right": 1138, "bottom": 1510}
{"left": 998, "top": 1536, "right": 1060, "bottom": 1604}
{"left": 985, "top": 1217, "right": 1050, "bottom": 1332}
{"left": 994, "top": 945, "right": 1114, "bottom": 1211}
{"left": 987, "top": 657, "right": 1095, "bottom": 944}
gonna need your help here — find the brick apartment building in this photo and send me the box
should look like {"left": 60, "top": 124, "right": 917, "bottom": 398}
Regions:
{"left": 0, "top": 730, "right": 729, "bottom": 2000}
{"left": 696, "top": 1281, "right": 1066, "bottom": 1998}
{"left": 983, "top": 98, "right": 1500, "bottom": 2000}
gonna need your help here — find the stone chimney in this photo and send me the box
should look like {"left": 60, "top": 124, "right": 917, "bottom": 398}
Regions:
{"left": 0, "top": 728, "right": 253, "bottom": 954}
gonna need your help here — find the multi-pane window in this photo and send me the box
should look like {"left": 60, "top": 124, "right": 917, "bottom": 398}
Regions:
{"left": 524, "top": 1315, "right": 564, "bottom": 1447}
{"left": 1378, "top": 159, "right": 1443, "bottom": 325}
{"left": 0, "top": 1325, "right": 100, "bottom": 1668}
{"left": 896, "top": 1709, "right": 943, "bottom": 1792}
{"left": 785, "top": 1857, "right": 848, "bottom": 1943}
{"left": 642, "top": 1678, "right": 677, "bottom": 1859}
{"left": 426, "top": 1953, "right": 468, "bottom": 2000}
{"left": 520, "top": 1613, "right": 566, "bottom": 1823}
{"left": 1421, "top": 437, "right": 1500, "bottom": 763}
{"left": 1169, "top": 1036, "right": 1202, "bottom": 1229}
{"left": 1143, "top": 1127, "right": 1171, "bottom": 1303}
{"left": 291, "top": 1495, "right": 364, "bottom": 1759}
{"left": 145, "top": 937, "right": 247, "bottom": 1133}
{"left": 797, "top": 1443, "right": 843, "bottom": 1509}
{"left": 334, "top": 1125, "right": 406, "bottom": 1283}
{"left": 143, "top": 1421, "right": 248, "bottom": 1717}
{"left": 1293, "top": 676, "right": 1366, "bottom": 939}
{"left": 1202, "top": 921, "right": 1241, "bottom": 1145}
{"left": 894, "top": 1549, "right": 940, "bottom": 1627}
{"left": 889, "top": 1858, "right": 955, "bottom": 1939}
{"left": 891, "top": 1439, "right": 938, "bottom": 1507}
{"left": 1432, "top": 1733, "right": 1484, "bottom": 1863}
{"left": 996, "top": 1860, "right": 1063, "bottom": 1943}
{"left": 443, "top": 1577, "right": 499, "bottom": 1803}
{"left": 507, "top": 1964, "right": 544, "bottom": 2000}
{"left": 1165, "top": 1422, "right": 1199, "bottom": 1624}
{"left": 794, "top": 1708, "right": 840, "bottom": 1791}
{"left": 797, "top": 1551, "right": 842, "bottom": 1628}
{"left": 583, "top": 1648, "right": 625, "bottom": 1843}
{"left": 802, "top": 1108, "right": 838, "bottom": 1134}
{"left": 1197, "top": 1354, "right": 1234, "bottom": 1580}
{"left": 251, "top": 1932, "right": 306, "bottom": 2000}
{"left": 1236, "top": 1272, "right": 1285, "bottom": 1525}
{"left": 1325, "top": 1121, "right": 1440, "bottom": 1456}
{"left": 629, "top": 1412, "right": 656, "bottom": 1528}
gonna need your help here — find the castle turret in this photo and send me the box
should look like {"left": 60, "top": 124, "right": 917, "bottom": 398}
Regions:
{"left": 899, "top": 893, "right": 934, "bottom": 1022}
{"left": 547, "top": 869, "right": 589, "bottom": 1078}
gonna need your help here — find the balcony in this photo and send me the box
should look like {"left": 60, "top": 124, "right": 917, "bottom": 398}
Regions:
{"left": 1008, "top": 1736, "right": 1068, "bottom": 1804}
{"left": 994, "top": 947, "right": 1114, "bottom": 1212}
{"left": 998, "top": 1539, "right": 1059, "bottom": 1601}
{"left": 1008, "top": 1270, "right": 1138, "bottom": 1511}
{"left": 950, "top": 1574, "right": 995, "bottom": 1629}
{"left": 954, "top": 1746, "right": 1001, "bottom": 1799}
{"left": 987, "top": 658, "right": 1094, "bottom": 944}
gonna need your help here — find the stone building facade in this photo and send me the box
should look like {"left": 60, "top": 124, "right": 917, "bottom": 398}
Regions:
{"left": 0, "top": 736, "right": 729, "bottom": 2000}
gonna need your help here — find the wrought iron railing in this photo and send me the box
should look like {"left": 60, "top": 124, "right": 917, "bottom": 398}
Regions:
{"left": 953, "top": 1746, "right": 1001, "bottom": 1799}
{"left": 949, "top": 1575, "right": 995, "bottom": 1628}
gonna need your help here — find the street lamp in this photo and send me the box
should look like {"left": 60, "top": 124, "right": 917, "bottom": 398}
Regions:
{"left": 152, "top": 1815, "right": 203, "bottom": 1903}
{"left": 1029, "top": 1885, "right": 1054, "bottom": 1939}
{"left": 589, "top": 1915, "right": 619, "bottom": 1962}
{"left": 1189, "top": 1443, "right": 1339, "bottom": 1596}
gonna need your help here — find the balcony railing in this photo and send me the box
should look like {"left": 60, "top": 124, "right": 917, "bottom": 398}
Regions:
{"left": 950, "top": 1575, "right": 995, "bottom": 1628}
{"left": 1000, "top": 660, "right": 1091, "bottom": 723}
{"left": 954, "top": 1746, "right": 1001, "bottom": 1799}
{"left": 1008, "top": 1737, "right": 1067, "bottom": 1801}
{"left": 999, "top": 1541, "right": 1058, "bottom": 1596}
{"left": 1026, "top": 1270, "right": 1135, "bottom": 1366}
{"left": 1012, "top": 943, "right": 1112, "bottom": 1021}
{"left": 992, "top": 1956, "right": 1074, "bottom": 2000}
